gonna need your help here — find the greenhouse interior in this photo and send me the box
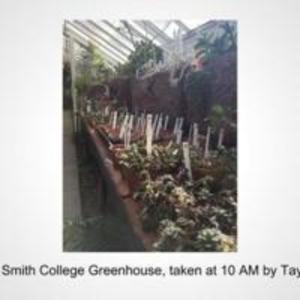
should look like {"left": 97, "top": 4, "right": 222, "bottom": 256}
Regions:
{"left": 63, "top": 20, "right": 237, "bottom": 252}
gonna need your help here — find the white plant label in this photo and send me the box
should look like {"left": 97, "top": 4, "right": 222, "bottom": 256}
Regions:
{"left": 155, "top": 115, "right": 163, "bottom": 139}
{"left": 119, "top": 114, "right": 129, "bottom": 139}
{"left": 128, "top": 114, "right": 134, "bottom": 132}
{"left": 109, "top": 112, "right": 114, "bottom": 126}
{"left": 176, "top": 129, "right": 183, "bottom": 144}
{"left": 193, "top": 123, "right": 199, "bottom": 148}
{"left": 146, "top": 114, "right": 153, "bottom": 156}
{"left": 112, "top": 111, "right": 118, "bottom": 130}
{"left": 178, "top": 117, "right": 184, "bottom": 132}
{"left": 125, "top": 125, "right": 131, "bottom": 149}
{"left": 87, "top": 103, "right": 91, "bottom": 113}
{"left": 182, "top": 142, "right": 193, "bottom": 180}
{"left": 153, "top": 114, "right": 159, "bottom": 132}
{"left": 136, "top": 116, "right": 141, "bottom": 131}
{"left": 173, "top": 117, "right": 179, "bottom": 135}
{"left": 104, "top": 106, "right": 109, "bottom": 116}
{"left": 218, "top": 128, "right": 225, "bottom": 148}
{"left": 163, "top": 115, "right": 169, "bottom": 130}
{"left": 204, "top": 126, "right": 211, "bottom": 159}
{"left": 123, "top": 124, "right": 128, "bottom": 148}
{"left": 140, "top": 113, "right": 145, "bottom": 133}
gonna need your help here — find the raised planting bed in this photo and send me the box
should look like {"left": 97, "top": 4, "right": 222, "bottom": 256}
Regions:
{"left": 81, "top": 109, "right": 237, "bottom": 252}
{"left": 82, "top": 118, "right": 157, "bottom": 251}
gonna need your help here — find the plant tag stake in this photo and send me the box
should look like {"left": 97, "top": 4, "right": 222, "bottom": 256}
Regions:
{"left": 108, "top": 113, "right": 113, "bottom": 126}
{"left": 104, "top": 105, "right": 110, "bottom": 116}
{"left": 119, "top": 113, "right": 129, "bottom": 139}
{"left": 128, "top": 114, "right": 134, "bottom": 132}
{"left": 126, "top": 124, "right": 132, "bottom": 149}
{"left": 163, "top": 115, "right": 169, "bottom": 130}
{"left": 153, "top": 114, "right": 159, "bottom": 132}
{"left": 123, "top": 123, "right": 127, "bottom": 148}
{"left": 136, "top": 116, "right": 141, "bottom": 131}
{"left": 140, "top": 113, "right": 145, "bottom": 133}
{"left": 193, "top": 123, "right": 199, "bottom": 148}
{"left": 176, "top": 129, "right": 183, "bottom": 144}
{"left": 173, "top": 117, "right": 179, "bottom": 135}
{"left": 146, "top": 114, "right": 153, "bottom": 157}
{"left": 204, "top": 126, "right": 211, "bottom": 159}
{"left": 178, "top": 117, "right": 184, "bottom": 132}
{"left": 155, "top": 115, "right": 163, "bottom": 139}
{"left": 217, "top": 128, "right": 225, "bottom": 148}
{"left": 112, "top": 111, "right": 118, "bottom": 130}
{"left": 86, "top": 101, "right": 91, "bottom": 113}
{"left": 182, "top": 142, "right": 193, "bottom": 180}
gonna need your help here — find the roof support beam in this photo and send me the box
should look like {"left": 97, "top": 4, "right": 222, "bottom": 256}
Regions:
{"left": 87, "top": 20, "right": 134, "bottom": 53}
{"left": 101, "top": 20, "right": 138, "bottom": 46}
{"left": 65, "top": 25, "right": 120, "bottom": 66}
{"left": 64, "top": 24, "right": 121, "bottom": 67}
{"left": 134, "top": 21, "right": 172, "bottom": 44}
{"left": 67, "top": 21, "right": 126, "bottom": 64}
{"left": 120, "top": 20, "right": 152, "bottom": 44}
{"left": 73, "top": 20, "right": 129, "bottom": 60}
{"left": 173, "top": 20, "right": 190, "bottom": 32}
{"left": 64, "top": 32, "right": 117, "bottom": 70}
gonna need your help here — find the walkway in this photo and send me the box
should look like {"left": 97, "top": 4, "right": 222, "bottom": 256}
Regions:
{"left": 63, "top": 110, "right": 81, "bottom": 220}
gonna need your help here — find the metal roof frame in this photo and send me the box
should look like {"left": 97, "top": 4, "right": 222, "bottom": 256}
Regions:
{"left": 101, "top": 20, "right": 140, "bottom": 46}
{"left": 173, "top": 20, "right": 190, "bottom": 32}
{"left": 73, "top": 20, "right": 128, "bottom": 60}
{"left": 121, "top": 21, "right": 173, "bottom": 55}
{"left": 120, "top": 20, "right": 152, "bottom": 44}
{"left": 87, "top": 20, "right": 134, "bottom": 53}
{"left": 63, "top": 20, "right": 222, "bottom": 70}
{"left": 64, "top": 23, "right": 122, "bottom": 67}
{"left": 66, "top": 21, "right": 126, "bottom": 64}
{"left": 134, "top": 20, "right": 172, "bottom": 44}
{"left": 64, "top": 32, "right": 116, "bottom": 70}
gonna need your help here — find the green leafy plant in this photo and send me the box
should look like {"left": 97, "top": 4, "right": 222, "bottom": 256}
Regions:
{"left": 115, "top": 40, "right": 163, "bottom": 77}
{"left": 118, "top": 142, "right": 182, "bottom": 176}
{"left": 76, "top": 43, "right": 113, "bottom": 96}
{"left": 193, "top": 228, "right": 235, "bottom": 252}
{"left": 134, "top": 174, "right": 202, "bottom": 231}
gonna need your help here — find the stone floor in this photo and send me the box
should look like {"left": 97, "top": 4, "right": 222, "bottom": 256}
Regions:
{"left": 63, "top": 110, "right": 81, "bottom": 220}
{"left": 63, "top": 111, "right": 144, "bottom": 251}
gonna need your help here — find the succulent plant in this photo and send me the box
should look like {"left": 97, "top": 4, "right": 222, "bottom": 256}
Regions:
{"left": 153, "top": 219, "right": 186, "bottom": 251}
{"left": 85, "top": 107, "right": 237, "bottom": 252}
{"left": 193, "top": 228, "right": 235, "bottom": 252}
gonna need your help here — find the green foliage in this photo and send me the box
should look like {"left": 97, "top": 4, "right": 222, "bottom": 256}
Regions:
{"left": 184, "top": 69, "right": 212, "bottom": 120}
{"left": 208, "top": 104, "right": 225, "bottom": 129}
{"left": 134, "top": 174, "right": 195, "bottom": 232}
{"left": 115, "top": 41, "right": 163, "bottom": 77}
{"left": 207, "top": 104, "right": 237, "bottom": 135}
{"left": 125, "top": 143, "right": 238, "bottom": 251}
{"left": 153, "top": 221, "right": 236, "bottom": 252}
{"left": 85, "top": 108, "right": 237, "bottom": 251}
{"left": 76, "top": 43, "right": 113, "bottom": 95}
{"left": 153, "top": 219, "right": 187, "bottom": 251}
{"left": 193, "top": 228, "right": 235, "bottom": 252}
{"left": 195, "top": 22, "right": 237, "bottom": 60}
{"left": 118, "top": 142, "right": 182, "bottom": 175}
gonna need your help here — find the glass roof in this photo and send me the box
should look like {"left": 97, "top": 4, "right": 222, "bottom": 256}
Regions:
{"left": 64, "top": 20, "right": 222, "bottom": 68}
